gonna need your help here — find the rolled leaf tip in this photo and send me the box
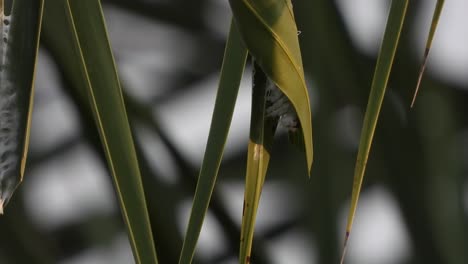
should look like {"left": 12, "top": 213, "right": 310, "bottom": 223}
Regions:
{"left": 339, "top": 231, "right": 350, "bottom": 264}
{"left": 0, "top": 198, "right": 4, "bottom": 215}
{"left": 410, "top": 48, "right": 429, "bottom": 108}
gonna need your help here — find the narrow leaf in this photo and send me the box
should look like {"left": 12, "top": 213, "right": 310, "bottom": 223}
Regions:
{"left": 410, "top": 0, "right": 444, "bottom": 107}
{"left": 229, "top": 0, "right": 313, "bottom": 174}
{"left": 239, "top": 63, "right": 278, "bottom": 264}
{"left": 178, "top": 21, "right": 248, "bottom": 264}
{"left": 0, "top": 0, "right": 43, "bottom": 213}
{"left": 340, "top": 1, "right": 409, "bottom": 263}
{"left": 62, "top": 1, "right": 158, "bottom": 263}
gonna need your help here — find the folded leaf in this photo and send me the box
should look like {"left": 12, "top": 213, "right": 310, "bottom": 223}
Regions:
{"left": 229, "top": 0, "right": 313, "bottom": 174}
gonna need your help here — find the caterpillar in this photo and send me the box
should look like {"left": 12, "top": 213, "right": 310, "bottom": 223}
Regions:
{"left": 264, "top": 77, "right": 299, "bottom": 132}
{"left": 0, "top": 1, "right": 42, "bottom": 213}
{"left": 252, "top": 61, "right": 304, "bottom": 150}
{"left": 0, "top": 12, "right": 19, "bottom": 213}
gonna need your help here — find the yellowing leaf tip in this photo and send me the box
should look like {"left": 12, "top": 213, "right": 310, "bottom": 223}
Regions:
{"left": 339, "top": 231, "right": 350, "bottom": 264}
{"left": 0, "top": 198, "right": 4, "bottom": 215}
{"left": 410, "top": 49, "right": 430, "bottom": 108}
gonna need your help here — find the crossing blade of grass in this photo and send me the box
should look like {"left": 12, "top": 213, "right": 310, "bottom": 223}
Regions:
{"left": 239, "top": 63, "right": 278, "bottom": 264}
{"left": 178, "top": 21, "right": 247, "bottom": 264}
{"left": 229, "top": 0, "right": 313, "bottom": 174}
{"left": 410, "top": 0, "right": 444, "bottom": 107}
{"left": 340, "top": 1, "right": 408, "bottom": 263}
{"left": 0, "top": 0, "right": 43, "bottom": 213}
{"left": 62, "top": 1, "right": 158, "bottom": 263}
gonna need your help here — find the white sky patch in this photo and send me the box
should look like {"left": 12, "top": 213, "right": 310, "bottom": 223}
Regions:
{"left": 177, "top": 199, "right": 228, "bottom": 260}
{"left": 218, "top": 180, "right": 300, "bottom": 233}
{"left": 153, "top": 69, "right": 252, "bottom": 165}
{"left": 30, "top": 98, "right": 80, "bottom": 154}
{"left": 337, "top": 0, "right": 468, "bottom": 87}
{"left": 24, "top": 143, "right": 116, "bottom": 229}
{"left": 204, "top": 0, "right": 232, "bottom": 39}
{"left": 336, "top": 0, "right": 389, "bottom": 55}
{"left": 104, "top": 5, "right": 197, "bottom": 102}
{"left": 134, "top": 123, "right": 179, "bottom": 185}
{"left": 338, "top": 186, "right": 411, "bottom": 264}
{"left": 413, "top": 0, "right": 468, "bottom": 87}
{"left": 31, "top": 50, "right": 81, "bottom": 154}
{"left": 267, "top": 229, "right": 317, "bottom": 264}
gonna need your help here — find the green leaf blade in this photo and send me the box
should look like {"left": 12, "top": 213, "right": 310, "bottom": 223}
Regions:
{"left": 64, "top": 1, "right": 158, "bottom": 263}
{"left": 240, "top": 141, "right": 270, "bottom": 264}
{"left": 341, "top": 1, "right": 409, "bottom": 263}
{"left": 239, "top": 63, "right": 278, "bottom": 264}
{"left": 178, "top": 21, "right": 248, "bottom": 264}
{"left": 229, "top": 0, "right": 313, "bottom": 174}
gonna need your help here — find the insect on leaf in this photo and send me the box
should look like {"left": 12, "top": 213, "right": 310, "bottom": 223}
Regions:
{"left": 239, "top": 63, "right": 279, "bottom": 264}
{"left": 0, "top": 0, "right": 44, "bottom": 214}
{"left": 229, "top": 0, "right": 313, "bottom": 175}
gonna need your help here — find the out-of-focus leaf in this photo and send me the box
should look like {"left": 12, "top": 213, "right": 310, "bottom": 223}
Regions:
{"left": 44, "top": 1, "right": 159, "bottom": 263}
{"left": 411, "top": 0, "right": 444, "bottom": 107}
{"left": 416, "top": 91, "right": 468, "bottom": 264}
{"left": 0, "top": 0, "right": 43, "bottom": 213}
{"left": 229, "top": 0, "right": 313, "bottom": 174}
{"left": 239, "top": 63, "right": 278, "bottom": 264}
{"left": 178, "top": 21, "right": 248, "bottom": 264}
{"left": 340, "top": 1, "right": 408, "bottom": 263}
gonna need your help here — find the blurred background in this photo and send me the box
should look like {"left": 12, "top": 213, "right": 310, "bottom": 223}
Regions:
{"left": 1, "top": 0, "right": 468, "bottom": 263}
